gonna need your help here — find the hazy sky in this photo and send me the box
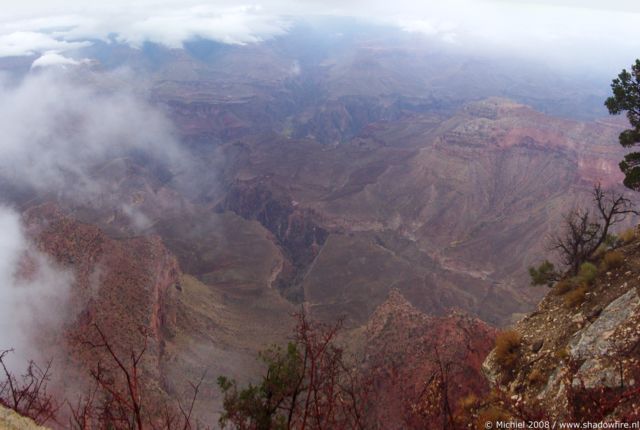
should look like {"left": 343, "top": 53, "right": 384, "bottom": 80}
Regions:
{"left": 0, "top": 1, "right": 639, "bottom": 74}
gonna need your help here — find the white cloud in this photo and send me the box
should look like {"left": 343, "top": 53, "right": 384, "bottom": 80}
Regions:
{"left": 0, "top": 31, "right": 89, "bottom": 57}
{"left": 121, "top": 203, "right": 153, "bottom": 231}
{"left": 0, "top": 70, "right": 183, "bottom": 199}
{"left": 0, "top": 206, "right": 72, "bottom": 368}
{"left": 0, "top": 0, "right": 636, "bottom": 75}
{"left": 31, "top": 51, "right": 90, "bottom": 68}
{"left": 397, "top": 19, "right": 458, "bottom": 44}
{"left": 0, "top": 1, "right": 637, "bottom": 74}
{"left": 116, "top": 5, "right": 289, "bottom": 48}
{"left": 363, "top": 0, "right": 640, "bottom": 74}
{"left": 0, "top": 3, "right": 289, "bottom": 59}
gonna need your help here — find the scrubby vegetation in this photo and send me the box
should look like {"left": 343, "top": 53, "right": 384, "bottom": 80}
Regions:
{"left": 527, "top": 180, "right": 638, "bottom": 314}
{"left": 529, "top": 183, "right": 637, "bottom": 288}
{"left": 493, "top": 330, "right": 522, "bottom": 372}
{"left": 619, "top": 227, "right": 637, "bottom": 244}
{"left": 217, "top": 313, "right": 370, "bottom": 430}
{"left": 531, "top": 260, "right": 597, "bottom": 302}
{"left": 552, "top": 278, "right": 576, "bottom": 296}
{"left": 562, "top": 283, "right": 588, "bottom": 308}
{"left": 1, "top": 310, "right": 493, "bottom": 430}
{"left": 529, "top": 260, "right": 559, "bottom": 287}
{"left": 1, "top": 326, "right": 206, "bottom": 430}
{"left": 601, "top": 250, "right": 625, "bottom": 271}
{"left": 0, "top": 350, "right": 58, "bottom": 425}
{"left": 577, "top": 262, "right": 598, "bottom": 285}
{"left": 546, "top": 261, "right": 597, "bottom": 308}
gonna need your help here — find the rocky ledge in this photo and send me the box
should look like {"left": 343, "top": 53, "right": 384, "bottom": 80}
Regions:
{"left": 482, "top": 238, "right": 640, "bottom": 421}
{"left": 0, "top": 406, "right": 48, "bottom": 430}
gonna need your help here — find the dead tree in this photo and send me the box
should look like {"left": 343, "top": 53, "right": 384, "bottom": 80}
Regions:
{"left": 81, "top": 324, "right": 148, "bottom": 429}
{"left": 69, "top": 324, "right": 205, "bottom": 430}
{"left": 592, "top": 183, "right": 638, "bottom": 247}
{"left": 67, "top": 381, "right": 99, "bottom": 430}
{"left": 402, "top": 346, "right": 459, "bottom": 429}
{"left": 0, "top": 349, "right": 59, "bottom": 425}
{"left": 550, "top": 209, "right": 600, "bottom": 275}
{"left": 550, "top": 183, "right": 637, "bottom": 274}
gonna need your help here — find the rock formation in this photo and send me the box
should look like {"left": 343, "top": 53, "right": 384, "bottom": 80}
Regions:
{"left": 482, "top": 237, "right": 640, "bottom": 421}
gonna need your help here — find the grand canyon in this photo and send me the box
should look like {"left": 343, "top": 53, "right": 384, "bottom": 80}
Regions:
{"left": 1, "top": 4, "right": 640, "bottom": 429}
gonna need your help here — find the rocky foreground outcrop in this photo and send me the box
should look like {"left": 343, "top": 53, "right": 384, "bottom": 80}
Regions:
{"left": 359, "top": 290, "right": 497, "bottom": 428}
{"left": 482, "top": 237, "right": 640, "bottom": 421}
{"left": 0, "top": 406, "right": 47, "bottom": 430}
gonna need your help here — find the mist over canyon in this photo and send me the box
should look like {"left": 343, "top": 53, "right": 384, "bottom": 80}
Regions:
{"left": 0, "top": 9, "right": 637, "bottom": 427}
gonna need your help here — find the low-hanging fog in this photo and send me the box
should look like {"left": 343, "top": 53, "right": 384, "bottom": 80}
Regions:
{"left": 0, "top": 205, "right": 72, "bottom": 369}
{"left": 0, "top": 71, "right": 183, "bottom": 197}
{"left": 0, "top": 69, "right": 186, "bottom": 368}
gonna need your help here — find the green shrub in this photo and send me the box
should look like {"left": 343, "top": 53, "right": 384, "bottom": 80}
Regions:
{"left": 604, "top": 233, "right": 618, "bottom": 248}
{"left": 592, "top": 244, "right": 608, "bottom": 260}
{"left": 577, "top": 262, "right": 598, "bottom": 285}
{"left": 601, "top": 250, "right": 624, "bottom": 271}
{"left": 528, "top": 260, "right": 558, "bottom": 287}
